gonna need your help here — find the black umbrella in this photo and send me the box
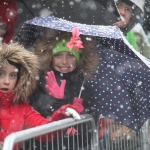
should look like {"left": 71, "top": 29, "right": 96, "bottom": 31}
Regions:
{"left": 15, "top": 0, "right": 121, "bottom": 33}
{"left": 47, "top": 0, "right": 119, "bottom": 26}
{"left": 15, "top": 16, "right": 150, "bottom": 131}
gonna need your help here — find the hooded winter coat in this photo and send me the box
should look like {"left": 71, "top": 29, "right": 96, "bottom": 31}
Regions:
{"left": 28, "top": 29, "right": 98, "bottom": 118}
{"left": 0, "top": 0, "right": 18, "bottom": 43}
{"left": 0, "top": 42, "right": 79, "bottom": 148}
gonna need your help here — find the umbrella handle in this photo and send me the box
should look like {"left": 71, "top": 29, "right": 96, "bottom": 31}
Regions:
{"left": 78, "top": 79, "right": 85, "bottom": 99}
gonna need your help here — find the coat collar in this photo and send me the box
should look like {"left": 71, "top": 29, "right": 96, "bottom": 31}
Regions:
{"left": 0, "top": 90, "right": 14, "bottom": 108}
{"left": 51, "top": 67, "right": 80, "bottom": 81}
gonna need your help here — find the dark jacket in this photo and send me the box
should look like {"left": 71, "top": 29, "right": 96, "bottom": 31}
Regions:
{"left": 27, "top": 30, "right": 98, "bottom": 149}
{"left": 29, "top": 68, "right": 95, "bottom": 118}
{"left": 27, "top": 68, "right": 95, "bottom": 149}
{"left": 28, "top": 31, "right": 98, "bottom": 118}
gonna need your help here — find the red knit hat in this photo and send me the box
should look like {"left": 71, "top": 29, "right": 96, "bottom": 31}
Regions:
{"left": 0, "top": 0, "right": 18, "bottom": 43}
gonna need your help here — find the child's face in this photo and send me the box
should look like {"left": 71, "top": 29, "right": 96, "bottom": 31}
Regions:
{"left": 52, "top": 51, "right": 77, "bottom": 73}
{"left": 117, "top": 1, "right": 132, "bottom": 27}
{"left": 0, "top": 63, "right": 18, "bottom": 92}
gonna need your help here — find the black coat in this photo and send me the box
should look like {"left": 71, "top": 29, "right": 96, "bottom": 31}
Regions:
{"left": 28, "top": 68, "right": 94, "bottom": 149}
{"left": 28, "top": 68, "right": 95, "bottom": 118}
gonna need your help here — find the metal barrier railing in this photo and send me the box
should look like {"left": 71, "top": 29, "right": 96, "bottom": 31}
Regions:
{"left": 98, "top": 117, "right": 150, "bottom": 150}
{"left": 2, "top": 114, "right": 99, "bottom": 150}
{"left": 2, "top": 114, "right": 150, "bottom": 150}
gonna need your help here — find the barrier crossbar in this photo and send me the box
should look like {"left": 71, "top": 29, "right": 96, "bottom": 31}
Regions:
{"left": 2, "top": 114, "right": 150, "bottom": 150}
{"left": 98, "top": 117, "right": 150, "bottom": 150}
{"left": 2, "top": 114, "right": 99, "bottom": 150}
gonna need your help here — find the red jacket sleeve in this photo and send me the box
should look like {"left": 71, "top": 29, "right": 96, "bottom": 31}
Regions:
{"left": 24, "top": 103, "right": 80, "bottom": 128}
{"left": 24, "top": 103, "right": 49, "bottom": 128}
{"left": 49, "top": 104, "right": 80, "bottom": 122}
{"left": 24, "top": 103, "right": 80, "bottom": 142}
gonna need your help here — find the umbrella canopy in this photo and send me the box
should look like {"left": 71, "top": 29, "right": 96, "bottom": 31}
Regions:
{"left": 46, "top": 0, "right": 145, "bottom": 34}
{"left": 14, "top": 0, "right": 120, "bottom": 33}
{"left": 15, "top": 16, "right": 150, "bottom": 131}
{"left": 15, "top": 15, "right": 127, "bottom": 49}
{"left": 15, "top": 0, "right": 145, "bottom": 35}
{"left": 46, "top": 0, "right": 120, "bottom": 26}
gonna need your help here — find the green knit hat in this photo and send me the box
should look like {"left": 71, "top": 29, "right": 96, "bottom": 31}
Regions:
{"left": 52, "top": 39, "right": 81, "bottom": 62}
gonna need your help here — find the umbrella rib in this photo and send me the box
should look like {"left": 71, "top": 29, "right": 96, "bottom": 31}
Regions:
{"left": 19, "top": 0, "right": 35, "bottom": 17}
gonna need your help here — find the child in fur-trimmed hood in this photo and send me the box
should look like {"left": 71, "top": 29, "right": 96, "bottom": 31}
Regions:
{"left": 0, "top": 42, "right": 80, "bottom": 149}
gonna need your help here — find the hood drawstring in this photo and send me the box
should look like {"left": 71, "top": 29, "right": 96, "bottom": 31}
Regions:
{"left": 78, "top": 79, "right": 85, "bottom": 99}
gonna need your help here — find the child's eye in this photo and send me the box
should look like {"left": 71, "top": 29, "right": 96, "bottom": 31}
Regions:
{"left": 125, "top": 7, "right": 132, "bottom": 13}
{"left": 10, "top": 73, "right": 17, "bottom": 79}
{"left": 0, "top": 71, "right": 4, "bottom": 77}
{"left": 69, "top": 53, "right": 75, "bottom": 57}
{"left": 54, "top": 53, "right": 61, "bottom": 57}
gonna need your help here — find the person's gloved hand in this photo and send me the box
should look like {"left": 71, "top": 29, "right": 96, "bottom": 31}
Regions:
{"left": 65, "top": 108, "right": 81, "bottom": 120}
{"left": 73, "top": 97, "right": 84, "bottom": 113}
{"left": 45, "top": 71, "right": 66, "bottom": 99}
{"left": 49, "top": 104, "right": 81, "bottom": 122}
{"left": 113, "top": 16, "right": 127, "bottom": 29}
{"left": 113, "top": 20, "right": 126, "bottom": 28}
{"left": 65, "top": 127, "right": 77, "bottom": 136}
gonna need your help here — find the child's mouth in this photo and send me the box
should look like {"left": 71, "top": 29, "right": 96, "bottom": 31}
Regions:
{"left": 0, "top": 88, "right": 9, "bottom": 91}
{"left": 59, "top": 66, "right": 70, "bottom": 72}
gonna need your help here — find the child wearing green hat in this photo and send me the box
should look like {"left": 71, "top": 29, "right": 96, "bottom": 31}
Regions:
{"left": 28, "top": 27, "right": 98, "bottom": 149}
{"left": 29, "top": 27, "right": 98, "bottom": 117}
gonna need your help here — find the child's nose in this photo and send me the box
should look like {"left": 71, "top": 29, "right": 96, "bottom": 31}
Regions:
{"left": 3, "top": 76, "right": 10, "bottom": 84}
{"left": 61, "top": 56, "right": 67, "bottom": 64}
{"left": 119, "top": 8, "right": 125, "bottom": 16}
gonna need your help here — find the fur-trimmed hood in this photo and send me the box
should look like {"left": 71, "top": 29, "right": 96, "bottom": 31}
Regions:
{"left": 0, "top": 42, "right": 39, "bottom": 102}
{"left": 33, "top": 28, "right": 99, "bottom": 79}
